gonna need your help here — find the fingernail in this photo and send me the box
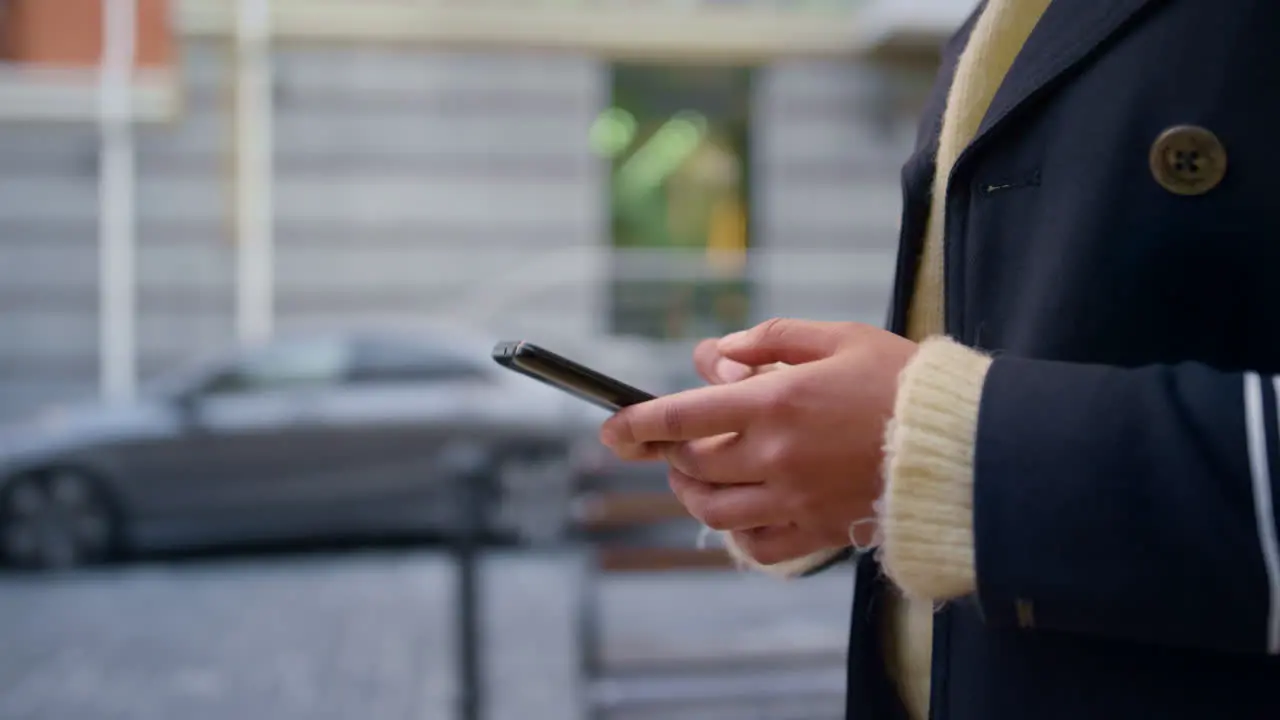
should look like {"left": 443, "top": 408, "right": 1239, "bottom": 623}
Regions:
{"left": 719, "top": 331, "right": 747, "bottom": 347}
{"left": 599, "top": 427, "right": 616, "bottom": 447}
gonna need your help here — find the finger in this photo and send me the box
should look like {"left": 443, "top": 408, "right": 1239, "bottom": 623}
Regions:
{"left": 718, "top": 318, "right": 856, "bottom": 367}
{"left": 605, "top": 439, "right": 666, "bottom": 462}
{"left": 716, "top": 358, "right": 756, "bottom": 383}
{"left": 729, "top": 525, "right": 834, "bottom": 566}
{"left": 662, "top": 434, "right": 759, "bottom": 485}
{"left": 668, "top": 469, "right": 784, "bottom": 531}
{"left": 693, "top": 339, "right": 725, "bottom": 383}
{"left": 600, "top": 381, "right": 766, "bottom": 447}
{"left": 694, "top": 339, "right": 754, "bottom": 384}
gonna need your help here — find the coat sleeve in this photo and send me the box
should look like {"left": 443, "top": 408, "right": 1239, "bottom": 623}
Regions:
{"left": 882, "top": 337, "right": 1280, "bottom": 656}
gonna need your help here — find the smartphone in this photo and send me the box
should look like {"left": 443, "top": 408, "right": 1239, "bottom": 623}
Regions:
{"left": 492, "top": 341, "right": 656, "bottom": 412}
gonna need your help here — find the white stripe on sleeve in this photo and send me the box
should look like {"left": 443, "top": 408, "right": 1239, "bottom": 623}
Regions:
{"left": 1243, "top": 372, "right": 1280, "bottom": 653}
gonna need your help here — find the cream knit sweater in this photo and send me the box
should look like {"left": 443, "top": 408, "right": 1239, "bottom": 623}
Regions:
{"left": 722, "top": 2, "right": 1053, "bottom": 719}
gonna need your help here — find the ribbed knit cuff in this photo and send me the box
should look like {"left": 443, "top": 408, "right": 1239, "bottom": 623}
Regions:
{"left": 719, "top": 531, "right": 846, "bottom": 579}
{"left": 879, "top": 336, "right": 992, "bottom": 601}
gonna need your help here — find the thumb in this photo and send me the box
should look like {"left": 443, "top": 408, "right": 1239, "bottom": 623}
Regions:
{"left": 717, "top": 318, "right": 847, "bottom": 366}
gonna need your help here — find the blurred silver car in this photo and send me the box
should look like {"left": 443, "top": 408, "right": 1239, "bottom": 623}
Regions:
{"left": 0, "top": 329, "right": 601, "bottom": 569}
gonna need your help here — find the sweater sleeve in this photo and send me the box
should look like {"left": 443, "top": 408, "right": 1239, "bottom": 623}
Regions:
{"left": 720, "top": 534, "right": 849, "bottom": 579}
{"left": 879, "top": 336, "right": 992, "bottom": 601}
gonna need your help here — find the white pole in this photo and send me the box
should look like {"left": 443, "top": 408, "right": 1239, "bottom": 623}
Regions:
{"left": 98, "top": 0, "right": 138, "bottom": 401}
{"left": 234, "top": 0, "right": 275, "bottom": 344}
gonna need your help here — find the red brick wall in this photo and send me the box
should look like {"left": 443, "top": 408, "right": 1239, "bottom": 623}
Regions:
{"left": 0, "top": 0, "right": 173, "bottom": 68}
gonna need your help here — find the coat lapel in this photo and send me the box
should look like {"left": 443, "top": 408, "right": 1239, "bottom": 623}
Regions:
{"left": 885, "top": 3, "right": 987, "bottom": 334}
{"left": 940, "top": 0, "right": 1163, "bottom": 338}
{"left": 965, "top": 0, "right": 1163, "bottom": 156}
{"left": 889, "top": 0, "right": 1164, "bottom": 336}
{"left": 903, "top": 1, "right": 988, "bottom": 193}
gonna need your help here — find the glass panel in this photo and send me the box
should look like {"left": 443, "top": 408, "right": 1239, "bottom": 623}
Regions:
{"left": 606, "top": 64, "right": 753, "bottom": 340}
{"left": 204, "top": 340, "right": 349, "bottom": 395}
{"left": 347, "top": 338, "right": 484, "bottom": 384}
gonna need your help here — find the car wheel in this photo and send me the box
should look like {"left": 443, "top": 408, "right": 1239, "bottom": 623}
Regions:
{"left": 0, "top": 468, "right": 119, "bottom": 570}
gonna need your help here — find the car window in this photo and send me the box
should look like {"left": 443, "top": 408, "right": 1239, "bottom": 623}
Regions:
{"left": 202, "top": 340, "right": 349, "bottom": 395}
{"left": 347, "top": 338, "right": 486, "bottom": 385}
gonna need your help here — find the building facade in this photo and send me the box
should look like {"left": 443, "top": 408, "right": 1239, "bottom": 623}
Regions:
{"left": 0, "top": 1, "right": 961, "bottom": 419}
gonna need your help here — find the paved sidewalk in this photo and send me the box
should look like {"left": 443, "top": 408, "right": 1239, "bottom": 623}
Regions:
{"left": 0, "top": 549, "right": 853, "bottom": 720}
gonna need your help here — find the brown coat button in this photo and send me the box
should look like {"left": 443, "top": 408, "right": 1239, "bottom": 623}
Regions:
{"left": 1149, "top": 125, "right": 1228, "bottom": 196}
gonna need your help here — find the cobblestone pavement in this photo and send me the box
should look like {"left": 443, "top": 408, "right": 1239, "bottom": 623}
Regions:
{"left": 0, "top": 549, "right": 853, "bottom": 720}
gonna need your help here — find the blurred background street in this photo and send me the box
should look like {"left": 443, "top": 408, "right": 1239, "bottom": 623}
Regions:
{"left": 0, "top": 1, "right": 967, "bottom": 718}
{"left": 0, "top": 549, "right": 852, "bottom": 720}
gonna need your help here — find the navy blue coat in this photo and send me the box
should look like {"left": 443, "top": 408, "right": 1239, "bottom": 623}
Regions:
{"left": 845, "top": 0, "right": 1280, "bottom": 718}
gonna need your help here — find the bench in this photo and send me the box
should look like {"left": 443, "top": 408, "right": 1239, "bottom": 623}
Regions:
{"left": 570, "top": 490, "right": 847, "bottom": 720}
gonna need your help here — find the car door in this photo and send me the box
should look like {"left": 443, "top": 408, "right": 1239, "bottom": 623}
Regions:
{"left": 162, "top": 338, "right": 351, "bottom": 534}
{"left": 295, "top": 337, "right": 496, "bottom": 533}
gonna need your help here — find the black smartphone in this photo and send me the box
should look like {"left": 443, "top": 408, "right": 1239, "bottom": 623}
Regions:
{"left": 492, "top": 341, "right": 656, "bottom": 412}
